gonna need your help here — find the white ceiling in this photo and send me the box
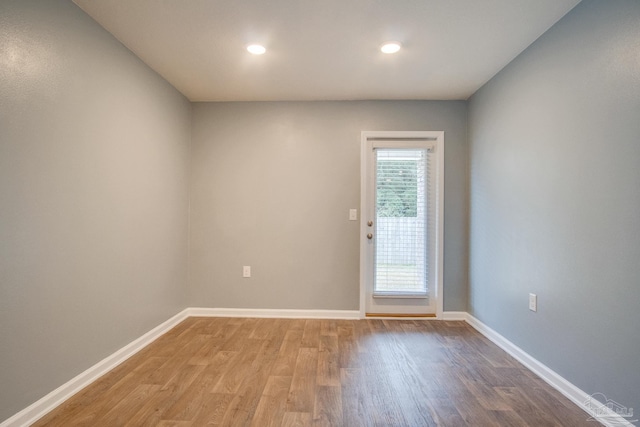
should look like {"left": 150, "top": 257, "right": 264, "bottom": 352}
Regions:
{"left": 73, "top": 0, "right": 581, "bottom": 102}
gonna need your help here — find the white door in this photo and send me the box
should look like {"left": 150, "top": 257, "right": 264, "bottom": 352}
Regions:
{"left": 360, "top": 131, "right": 444, "bottom": 317}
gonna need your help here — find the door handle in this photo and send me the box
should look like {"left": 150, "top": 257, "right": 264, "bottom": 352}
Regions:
{"left": 367, "top": 233, "right": 373, "bottom": 240}
{"left": 367, "top": 221, "right": 373, "bottom": 227}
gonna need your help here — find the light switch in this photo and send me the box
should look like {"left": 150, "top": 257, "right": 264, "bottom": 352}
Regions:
{"left": 529, "top": 293, "right": 537, "bottom": 312}
{"left": 243, "top": 266, "right": 251, "bottom": 278}
{"left": 349, "top": 209, "right": 358, "bottom": 221}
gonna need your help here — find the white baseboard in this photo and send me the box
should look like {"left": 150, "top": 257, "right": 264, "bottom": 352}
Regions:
{"left": 187, "top": 307, "right": 360, "bottom": 320}
{"left": 0, "top": 309, "right": 190, "bottom": 427}
{"left": 465, "top": 314, "right": 634, "bottom": 427}
{"left": 440, "top": 311, "right": 469, "bottom": 321}
{"left": 2, "top": 307, "right": 359, "bottom": 426}
{"left": 4, "top": 309, "right": 632, "bottom": 427}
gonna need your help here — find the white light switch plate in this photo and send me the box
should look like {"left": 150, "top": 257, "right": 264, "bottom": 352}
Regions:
{"left": 529, "top": 293, "right": 537, "bottom": 312}
{"left": 243, "top": 266, "right": 251, "bottom": 278}
{"left": 349, "top": 209, "right": 358, "bottom": 221}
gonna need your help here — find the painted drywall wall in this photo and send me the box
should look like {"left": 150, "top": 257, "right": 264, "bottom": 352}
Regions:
{"left": 190, "top": 101, "right": 468, "bottom": 312}
{"left": 0, "top": 0, "right": 191, "bottom": 421}
{"left": 468, "top": 0, "right": 640, "bottom": 415}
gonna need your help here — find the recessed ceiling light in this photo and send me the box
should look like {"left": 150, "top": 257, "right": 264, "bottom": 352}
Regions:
{"left": 380, "top": 42, "right": 402, "bottom": 54}
{"left": 247, "top": 44, "right": 266, "bottom": 55}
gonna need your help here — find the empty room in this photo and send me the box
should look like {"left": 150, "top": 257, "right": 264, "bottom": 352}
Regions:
{"left": 1, "top": 0, "right": 639, "bottom": 426}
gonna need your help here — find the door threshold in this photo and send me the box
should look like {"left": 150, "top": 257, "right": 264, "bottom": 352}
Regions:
{"left": 365, "top": 313, "right": 436, "bottom": 318}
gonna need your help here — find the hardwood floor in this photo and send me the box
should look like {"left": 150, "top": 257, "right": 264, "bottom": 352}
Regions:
{"left": 33, "top": 318, "right": 591, "bottom": 426}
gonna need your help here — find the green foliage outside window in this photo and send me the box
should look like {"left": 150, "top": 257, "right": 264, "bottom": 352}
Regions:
{"left": 376, "top": 160, "right": 418, "bottom": 217}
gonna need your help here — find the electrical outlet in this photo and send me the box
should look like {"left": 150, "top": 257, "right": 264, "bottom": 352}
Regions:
{"left": 529, "top": 293, "right": 537, "bottom": 312}
{"left": 243, "top": 266, "right": 251, "bottom": 278}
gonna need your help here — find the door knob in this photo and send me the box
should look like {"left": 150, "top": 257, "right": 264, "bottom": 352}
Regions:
{"left": 367, "top": 221, "right": 373, "bottom": 227}
{"left": 367, "top": 233, "right": 373, "bottom": 239}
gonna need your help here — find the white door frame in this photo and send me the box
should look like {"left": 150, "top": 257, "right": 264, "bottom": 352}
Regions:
{"left": 359, "top": 131, "right": 444, "bottom": 319}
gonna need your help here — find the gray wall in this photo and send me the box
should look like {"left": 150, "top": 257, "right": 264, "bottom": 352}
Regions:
{"left": 468, "top": 0, "right": 640, "bottom": 414}
{"left": 190, "top": 101, "right": 468, "bottom": 312}
{"left": 0, "top": 0, "right": 191, "bottom": 421}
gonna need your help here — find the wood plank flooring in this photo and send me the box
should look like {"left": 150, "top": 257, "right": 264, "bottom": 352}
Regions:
{"left": 32, "top": 318, "right": 592, "bottom": 426}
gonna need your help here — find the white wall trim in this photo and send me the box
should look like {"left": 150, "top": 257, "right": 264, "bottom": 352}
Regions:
{"left": 4, "top": 309, "right": 631, "bottom": 427}
{"left": 440, "top": 311, "right": 469, "bottom": 321}
{"left": 465, "top": 314, "right": 634, "bottom": 427}
{"left": 0, "top": 309, "right": 190, "bottom": 427}
{"left": 1, "top": 307, "right": 359, "bottom": 426}
{"left": 187, "top": 307, "right": 360, "bottom": 320}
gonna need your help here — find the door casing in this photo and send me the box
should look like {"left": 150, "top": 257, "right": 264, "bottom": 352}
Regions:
{"left": 359, "top": 131, "right": 444, "bottom": 318}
